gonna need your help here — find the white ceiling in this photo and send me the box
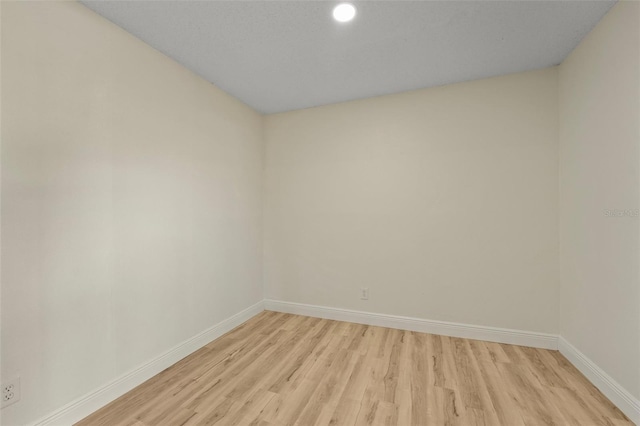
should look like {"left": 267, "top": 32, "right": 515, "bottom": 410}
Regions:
{"left": 81, "top": 0, "right": 615, "bottom": 114}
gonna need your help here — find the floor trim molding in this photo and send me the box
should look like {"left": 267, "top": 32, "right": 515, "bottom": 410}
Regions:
{"left": 264, "top": 299, "right": 558, "bottom": 350}
{"left": 27, "top": 299, "right": 639, "bottom": 425}
{"left": 558, "top": 337, "right": 640, "bottom": 425}
{"left": 29, "top": 300, "right": 265, "bottom": 426}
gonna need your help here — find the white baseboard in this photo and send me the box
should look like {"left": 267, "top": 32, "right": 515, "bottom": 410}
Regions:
{"left": 264, "top": 299, "right": 558, "bottom": 350}
{"left": 558, "top": 337, "right": 640, "bottom": 425}
{"left": 27, "top": 299, "right": 638, "bottom": 426}
{"left": 29, "top": 300, "right": 265, "bottom": 426}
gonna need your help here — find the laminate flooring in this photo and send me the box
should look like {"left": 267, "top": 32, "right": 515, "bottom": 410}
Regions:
{"left": 76, "top": 311, "right": 633, "bottom": 426}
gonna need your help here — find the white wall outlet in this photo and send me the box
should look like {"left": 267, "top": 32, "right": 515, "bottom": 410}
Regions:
{"left": 360, "top": 287, "right": 369, "bottom": 300}
{"left": 2, "top": 376, "right": 20, "bottom": 408}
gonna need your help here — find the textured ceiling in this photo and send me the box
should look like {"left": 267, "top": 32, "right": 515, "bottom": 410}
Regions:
{"left": 81, "top": 0, "right": 615, "bottom": 114}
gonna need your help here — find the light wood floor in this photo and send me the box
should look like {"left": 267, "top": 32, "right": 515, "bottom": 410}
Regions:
{"left": 77, "top": 311, "right": 632, "bottom": 426}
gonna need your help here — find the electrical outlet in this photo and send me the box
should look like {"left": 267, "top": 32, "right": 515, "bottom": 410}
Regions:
{"left": 2, "top": 377, "right": 20, "bottom": 408}
{"left": 360, "top": 287, "right": 369, "bottom": 300}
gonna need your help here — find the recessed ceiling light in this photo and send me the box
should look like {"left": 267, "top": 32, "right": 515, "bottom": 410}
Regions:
{"left": 333, "top": 3, "right": 356, "bottom": 23}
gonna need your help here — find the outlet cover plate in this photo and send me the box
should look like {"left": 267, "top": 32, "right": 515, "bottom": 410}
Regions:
{"left": 361, "top": 288, "right": 369, "bottom": 300}
{"left": 2, "top": 376, "right": 21, "bottom": 408}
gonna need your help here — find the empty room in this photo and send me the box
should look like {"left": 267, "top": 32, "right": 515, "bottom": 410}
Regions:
{"left": 1, "top": 0, "right": 639, "bottom": 425}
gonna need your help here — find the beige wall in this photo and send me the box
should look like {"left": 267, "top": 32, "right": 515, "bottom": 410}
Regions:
{"left": 1, "top": 2, "right": 263, "bottom": 424}
{"left": 264, "top": 68, "right": 559, "bottom": 334}
{"left": 559, "top": 0, "right": 640, "bottom": 400}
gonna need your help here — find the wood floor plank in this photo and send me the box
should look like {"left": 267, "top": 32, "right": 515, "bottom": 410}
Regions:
{"left": 472, "top": 358, "right": 527, "bottom": 426}
{"left": 76, "top": 312, "right": 634, "bottom": 426}
{"left": 294, "top": 348, "right": 357, "bottom": 426}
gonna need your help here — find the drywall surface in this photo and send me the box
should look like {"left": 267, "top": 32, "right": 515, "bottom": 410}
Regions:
{"left": 264, "top": 68, "right": 559, "bottom": 334}
{"left": 1, "top": 2, "right": 263, "bottom": 424}
{"left": 559, "top": 1, "right": 640, "bottom": 400}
